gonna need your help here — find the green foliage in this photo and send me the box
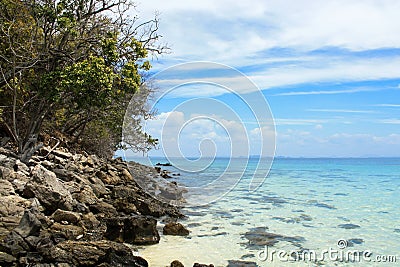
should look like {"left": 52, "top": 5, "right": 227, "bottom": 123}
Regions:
{"left": 0, "top": 0, "right": 165, "bottom": 159}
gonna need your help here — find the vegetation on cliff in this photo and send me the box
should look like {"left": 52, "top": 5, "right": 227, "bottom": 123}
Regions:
{"left": 0, "top": 0, "right": 163, "bottom": 160}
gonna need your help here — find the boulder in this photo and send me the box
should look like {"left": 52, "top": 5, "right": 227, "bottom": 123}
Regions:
{"left": 88, "top": 176, "right": 109, "bottom": 197}
{"left": 45, "top": 240, "right": 148, "bottom": 266}
{"left": 171, "top": 260, "right": 185, "bottom": 267}
{"left": 103, "top": 216, "right": 160, "bottom": 245}
{"left": 0, "top": 167, "right": 29, "bottom": 192}
{"left": 163, "top": 222, "right": 189, "bottom": 236}
{"left": 193, "top": 264, "right": 214, "bottom": 267}
{"left": 49, "top": 223, "right": 84, "bottom": 243}
{"left": 23, "top": 165, "right": 74, "bottom": 213}
{"left": 73, "top": 185, "right": 98, "bottom": 205}
{"left": 1, "top": 209, "right": 46, "bottom": 256}
{"left": 96, "top": 171, "right": 121, "bottom": 185}
{"left": 0, "top": 195, "right": 32, "bottom": 239}
{"left": 51, "top": 210, "right": 81, "bottom": 225}
{"left": 14, "top": 209, "right": 42, "bottom": 238}
{"left": 89, "top": 201, "right": 118, "bottom": 217}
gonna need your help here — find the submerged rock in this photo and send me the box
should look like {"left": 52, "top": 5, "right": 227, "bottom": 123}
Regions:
{"left": 242, "top": 227, "right": 304, "bottom": 249}
{"left": 338, "top": 223, "right": 361, "bottom": 229}
{"left": 348, "top": 238, "right": 364, "bottom": 246}
{"left": 163, "top": 222, "right": 189, "bottom": 236}
{"left": 227, "top": 260, "right": 257, "bottom": 267}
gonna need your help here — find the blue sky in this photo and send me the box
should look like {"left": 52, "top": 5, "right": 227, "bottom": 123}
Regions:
{"left": 126, "top": 0, "right": 400, "bottom": 157}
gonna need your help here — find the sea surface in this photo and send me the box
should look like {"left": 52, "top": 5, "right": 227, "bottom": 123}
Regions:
{"left": 126, "top": 157, "right": 400, "bottom": 266}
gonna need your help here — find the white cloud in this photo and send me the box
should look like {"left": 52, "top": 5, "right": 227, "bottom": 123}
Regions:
{"left": 147, "top": 56, "right": 400, "bottom": 98}
{"left": 379, "top": 119, "right": 400, "bottom": 124}
{"left": 137, "top": 0, "right": 400, "bottom": 62}
{"left": 274, "top": 119, "right": 326, "bottom": 125}
{"left": 143, "top": 111, "right": 276, "bottom": 157}
{"left": 374, "top": 104, "right": 400, "bottom": 107}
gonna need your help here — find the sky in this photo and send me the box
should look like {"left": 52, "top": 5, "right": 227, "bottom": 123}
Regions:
{"left": 123, "top": 0, "right": 400, "bottom": 158}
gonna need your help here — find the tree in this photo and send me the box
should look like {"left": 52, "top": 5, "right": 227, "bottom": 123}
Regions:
{"left": 0, "top": 0, "right": 165, "bottom": 160}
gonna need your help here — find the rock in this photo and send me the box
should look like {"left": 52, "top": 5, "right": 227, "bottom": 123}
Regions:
{"left": 13, "top": 160, "right": 30, "bottom": 175}
{"left": 0, "top": 251, "right": 16, "bottom": 266}
{"left": 171, "top": 260, "right": 185, "bottom": 267}
{"left": 89, "top": 201, "right": 118, "bottom": 217}
{"left": 51, "top": 210, "right": 81, "bottom": 225}
{"left": 0, "top": 154, "right": 17, "bottom": 169}
{"left": 338, "top": 223, "right": 361, "bottom": 229}
{"left": 1, "top": 230, "right": 29, "bottom": 256}
{"left": 0, "top": 167, "right": 30, "bottom": 192}
{"left": 0, "top": 195, "right": 32, "bottom": 239}
{"left": 52, "top": 168, "right": 74, "bottom": 182}
{"left": 14, "top": 209, "right": 42, "bottom": 238}
{"left": 161, "top": 171, "right": 172, "bottom": 178}
{"left": 156, "top": 163, "right": 172, "bottom": 166}
{"left": 81, "top": 213, "right": 100, "bottom": 230}
{"left": 49, "top": 223, "right": 84, "bottom": 243}
{"left": 74, "top": 185, "right": 98, "bottom": 205}
{"left": 193, "top": 264, "right": 214, "bottom": 267}
{"left": 0, "top": 208, "right": 48, "bottom": 257}
{"left": 96, "top": 171, "right": 120, "bottom": 185}
{"left": 242, "top": 227, "right": 304, "bottom": 249}
{"left": 52, "top": 150, "right": 73, "bottom": 160}
{"left": 0, "top": 180, "right": 15, "bottom": 196}
{"left": 348, "top": 238, "right": 364, "bottom": 247}
{"left": 88, "top": 176, "right": 109, "bottom": 197}
{"left": 103, "top": 216, "right": 160, "bottom": 245}
{"left": 163, "top": 222, "right": 189, "bottom": 236}
{"left": 227, "top": 260, "right": 257, "bottom": 267}
{"left": 121, "top": 168, "right": 133, "bottom": 182}
{"left": 45, "top": 240, "right": 148, "bottom": 266}
{"left": 23, "top": 165, "right": 74, "bottom": 213}
{"left": 114, "top": 198, "right": 138, "bottom": 214}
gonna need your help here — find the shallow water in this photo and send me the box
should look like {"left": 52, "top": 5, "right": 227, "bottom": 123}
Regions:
{"left": 128, "top": 157, "right": 400, "bottom": 266}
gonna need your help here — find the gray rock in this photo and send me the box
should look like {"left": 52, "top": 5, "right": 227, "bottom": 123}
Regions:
{"left": 227, "top": 260, "right": 257, "bottom": 267}
{"left": 14, "top": 209, "right": 42, "bottom": 238}
{"left": 0, "top": 195, "right": 32, "bottom": 239}
{"left": 23, "top": 165, "right": 74, "bottom": 213}
{"left": 338, "top": 223, "right": 361, "bottom": 229}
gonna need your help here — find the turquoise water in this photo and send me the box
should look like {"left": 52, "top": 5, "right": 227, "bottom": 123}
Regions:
{"left": 128, "top": 157, "right": 400, "bottom": 266}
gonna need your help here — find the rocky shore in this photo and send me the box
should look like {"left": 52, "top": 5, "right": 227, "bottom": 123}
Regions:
{"left": 0, "top": 146, "right": 195, "bottom": 266}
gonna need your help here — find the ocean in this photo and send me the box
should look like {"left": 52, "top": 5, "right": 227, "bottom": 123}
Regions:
{"left": 126, "top": 157, "right": 400, "bottom": 266}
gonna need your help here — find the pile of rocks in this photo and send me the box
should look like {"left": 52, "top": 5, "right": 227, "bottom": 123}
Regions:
{"left": 0, "top": 146, "right": 186, "bottom": 266}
